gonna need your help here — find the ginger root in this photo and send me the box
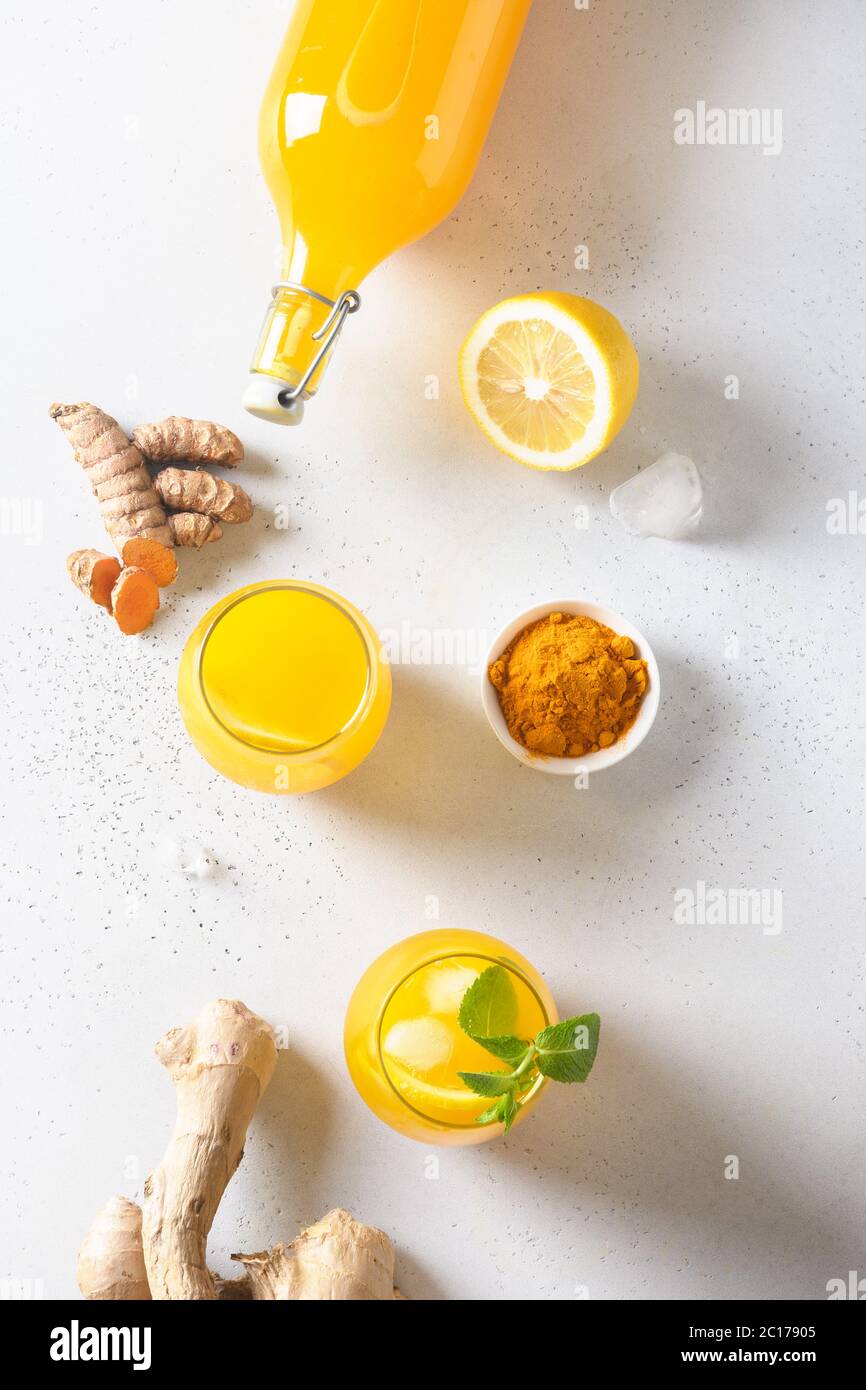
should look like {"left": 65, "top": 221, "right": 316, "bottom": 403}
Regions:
{"left": 234, "top": 1209, "right": 400, "bottom": 1300}
{"left": 121, "top": 537, "right": 178, "bottom": 587}
{"left": 153, "top": 467, "right": 253, "bottom": 524}
{"left": 78, "top": 999, "right": 404, "bottom": 1301}
{"left": 77, "top": 1197, "right": 150, "bottom": 1301}
{"left": 168, "top": 512, "right": 223, "bottom": 548}
{"left": 67, "top": 549, "right": 121, "bottom": 610}
{"left": 50, "top": 402, "right": 173, "bottom": 550}
{"left": 133, "top": 417, "right": 243, "bottom": 468}
{"left": 111, "top": 566, "right": 160, "bottom": 636}
{"left": 142, "top": 999, "right": 278, "bottom": 1300}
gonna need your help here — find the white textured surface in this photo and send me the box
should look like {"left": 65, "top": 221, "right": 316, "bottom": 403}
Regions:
{"left": 1, "top": 1, "right": 864, "bottom": 1301}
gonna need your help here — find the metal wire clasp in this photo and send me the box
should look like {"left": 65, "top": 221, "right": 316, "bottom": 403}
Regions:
{"left": 269, "top": 282, "right": 362, "bottom": 408}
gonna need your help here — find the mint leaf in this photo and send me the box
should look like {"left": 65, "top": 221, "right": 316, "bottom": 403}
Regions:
{"left": 475, "top": 1089, "right": 522, "bottom": 1132}
{"left": 457, "top": 1070, "right": 516, "bottom": 1097}
{"left": 472, "top": 1034, "right": 531, "bottom": 1065}
{"left": 497, "top": 1091, "right": 519, "bottom": 1133}
{"left": 458, "top": 966, "right": 517, "bottom": 1039}
{"left": 535, "top": 1014, "right": 600, "bottom": 1083}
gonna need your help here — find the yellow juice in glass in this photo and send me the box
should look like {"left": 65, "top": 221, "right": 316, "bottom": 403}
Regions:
{"left": 344, "top": 930, "right": 557, "bottom": 1145}
{"left": 245, "top": 0, "right": 533, "bottom": 421}
{"left": 178, "top": 580, "right": 391, "bottom": 793}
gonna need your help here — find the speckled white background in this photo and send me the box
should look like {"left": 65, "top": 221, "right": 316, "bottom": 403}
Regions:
{"left": 1, "top": 0, "right": 864, "bottom": 1302}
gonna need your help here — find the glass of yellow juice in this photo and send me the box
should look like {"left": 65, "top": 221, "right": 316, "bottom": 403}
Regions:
{"left": 178, "top": 580, "right": 391, "bottom": 794}
{"left": 344, "top": 929, "right": 558, "bottom": 1145}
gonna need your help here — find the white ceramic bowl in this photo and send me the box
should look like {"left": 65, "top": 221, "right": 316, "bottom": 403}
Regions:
{"left": 481, "top": 599, "right": 660, "bottom": 775}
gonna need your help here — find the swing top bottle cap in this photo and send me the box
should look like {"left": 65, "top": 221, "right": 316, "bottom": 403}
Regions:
{"left": 244, "top": 285, "right": 361, "bottom": 426}
{"left": 243, "top": 373, "right": 306, "bottom": 426}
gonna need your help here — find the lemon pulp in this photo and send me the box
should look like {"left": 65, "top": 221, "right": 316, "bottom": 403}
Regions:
{"left": 459, "top": 292, "right": 639, "bottom": 470}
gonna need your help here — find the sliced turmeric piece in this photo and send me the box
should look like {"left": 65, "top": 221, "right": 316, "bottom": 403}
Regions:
{"left": 121, "top": 537, "right": 178, "bottom": 587}
{"left": 111, "top": 566, "right": 160, "bottom": 635}
{"left": 67, "top": 549, "right": 122, "bottom": 610}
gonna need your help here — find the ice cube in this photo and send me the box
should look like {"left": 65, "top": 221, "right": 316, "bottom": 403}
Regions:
{"left": 423, "top": 961, "right": 480, "bottom": 1016}
{"left": 382, "top": 1018, "right": 453, "bottom": 1072}
{"left": 153, "top": 836, "right": 216, "bottom": 878}
{"left": 610, "top": 453, "right": 703, "bottom": 539}
{"left": 182, "top": 844, "right": 215, "bottom": 879}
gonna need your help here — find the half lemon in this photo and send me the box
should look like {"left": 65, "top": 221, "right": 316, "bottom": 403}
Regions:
{"left": 459, "top": 292, "right": 639, "bottom": 471}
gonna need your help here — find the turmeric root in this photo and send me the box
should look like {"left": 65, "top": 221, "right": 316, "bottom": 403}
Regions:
{"left": 67, "top": 549, "right": 122, "bottom": 610}
{"left": 78, "top": 999, "right": 404, "bottom": 1301}
{"left": 50, "top": 402, "right": 173, "bottom": 550}
{"left": 132, "top": 417, "right": 243, "bottom": 468}
{"left": 168, "top": 512, "right": 223, "bottom": 548}
{"left": 111, "top": 566, "right": 160, "bottom": 636}
{"left": 153, "top": 467, "right": 253, "bottom": 524}
{"left": 121, "top": 537, "right": 178, "bottom": 587}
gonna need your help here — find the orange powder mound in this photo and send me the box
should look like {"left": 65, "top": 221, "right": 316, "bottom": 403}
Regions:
{"left": 488, "top": 611, "right": 649, "bottom": 757}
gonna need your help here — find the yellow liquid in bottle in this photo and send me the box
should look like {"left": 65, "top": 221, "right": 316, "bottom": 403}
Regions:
{"left": 345, "top": 930, "right": 557, "bottom": 1145}
{"left": 248, "top": 0, "right": 533, "bottom": 412}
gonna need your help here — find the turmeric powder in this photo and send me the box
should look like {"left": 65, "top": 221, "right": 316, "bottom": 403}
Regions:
{"left": 489, "top": 611, "right": 649, "bottom": 758}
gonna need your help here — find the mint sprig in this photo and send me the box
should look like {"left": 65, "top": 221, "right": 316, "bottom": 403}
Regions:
{"left": 456, "top": 966, "right": 600, "bottom": 1133}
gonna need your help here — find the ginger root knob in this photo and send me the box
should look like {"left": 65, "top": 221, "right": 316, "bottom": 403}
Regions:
{"left": 77, "top": 1197, "right": 151, "bottom": 1301}
{"left": 233, "top": 1209, "right": 401, "bottom": 1300}
{"left": 141, "top": 999, "right": 279, "bottom": 1300}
